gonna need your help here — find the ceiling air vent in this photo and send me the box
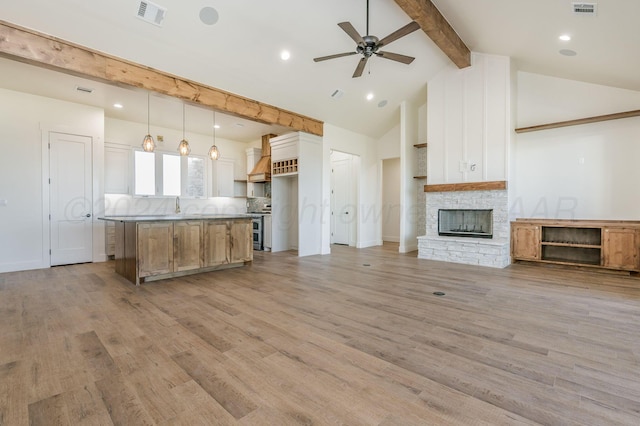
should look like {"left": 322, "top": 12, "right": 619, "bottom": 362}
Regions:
{"left": 75, "top": 86, "right": 94, "bottom": 94}
{"left": 136, "top": 1, "right": 166, "bottom": 26}
{"left": 572, "top": 2, "right": 597, "bottom": 15}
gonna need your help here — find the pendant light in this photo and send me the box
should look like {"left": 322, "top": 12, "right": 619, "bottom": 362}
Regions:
{"left": 208, "top": 110, "right": 220, "bottom": 160}
{"left": 141, "top": 92, "right": 155, "bottom": 152}
{"left": 177, "top": 103, "right": 191, "bottom": 156}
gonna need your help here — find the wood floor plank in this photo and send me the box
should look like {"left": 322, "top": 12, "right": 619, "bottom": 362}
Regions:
{"left": 94, "top": 374, "right": 155, "bottom": 426}
{"left": 171, "top": 351, "right": 257, "bottom": 420}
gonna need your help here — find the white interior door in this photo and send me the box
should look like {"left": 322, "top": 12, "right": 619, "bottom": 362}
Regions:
{"left": 331, "top": 156, "right": 352, "bottom": 245}
{"left": 50, "top": 132, "right": 93, "bottom": 266}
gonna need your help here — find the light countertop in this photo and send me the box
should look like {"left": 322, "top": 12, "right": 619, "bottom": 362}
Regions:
{"left": 99, "top": 214, "right": 259, "bottom": 222}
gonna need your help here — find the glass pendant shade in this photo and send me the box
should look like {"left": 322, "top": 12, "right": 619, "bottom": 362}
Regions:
{"left": 208, "top": 144, "right": 219, "bottom": 160}
{"left": 208, "top": 110, "right": 220, "bottom": 160}
{"left": 142, "top": 134, "right": 155, "bottom": 152}
{"left": 178, "top": 139, "right": 191, "bottom": 156}
{"left": 177, "top": 104, "right": 191, "bottom": 156}
{"left": 142, "top": 92, "right": 155, "bottom": 152}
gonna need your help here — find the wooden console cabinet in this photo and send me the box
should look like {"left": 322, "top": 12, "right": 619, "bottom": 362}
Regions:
{"left": 511, "top": 219, "right": 640, "bottom": 273}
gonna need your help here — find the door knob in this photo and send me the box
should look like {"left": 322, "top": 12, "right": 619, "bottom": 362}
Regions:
{"left": 85, "top": 213, "right": 91, "bottom": 218}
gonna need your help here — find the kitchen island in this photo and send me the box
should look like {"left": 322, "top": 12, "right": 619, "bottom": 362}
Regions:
{"left": 100, "top": 215, "right": 254, "bottom": 285}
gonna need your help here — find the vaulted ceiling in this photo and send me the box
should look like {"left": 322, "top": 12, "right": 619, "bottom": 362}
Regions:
{"left": 1, "top": 0, "right": 637, "bottom": 141}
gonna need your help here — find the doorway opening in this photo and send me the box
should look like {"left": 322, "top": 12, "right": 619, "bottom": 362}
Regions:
{"left": 382, "top": 158, "right": 401, "bottom": 243}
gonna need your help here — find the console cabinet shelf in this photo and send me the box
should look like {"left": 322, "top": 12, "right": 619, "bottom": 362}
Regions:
{"left": 511, "top": 219, "right": 640, "bottom": 273}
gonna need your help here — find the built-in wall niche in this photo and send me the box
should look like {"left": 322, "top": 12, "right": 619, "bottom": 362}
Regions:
{"left": 438, "top": 209, "right": 493, "bottom": 238}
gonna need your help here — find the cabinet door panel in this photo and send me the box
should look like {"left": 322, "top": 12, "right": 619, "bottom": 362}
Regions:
{"left": 204, "top": 221, "right": 230, "bottom": 267}
{"left": 511, "top": 224, "right": 540, "bottom": 261}
{"left": 213, "top": 160, "right": 234, "bottom": 197}
{"left": 138, "top": 222, "right": 174, "bottom": 277}
{"left": 603, "top": 228, "right": 639, "bottom": 271}
{"left": 105, "top": 145, "right": 130, "bottom": 194}
{"left": 174, "top": 221, "right": 203, "bottom": 272}
{"left": 230, "top": 221, "right": 253, "bottom": 263}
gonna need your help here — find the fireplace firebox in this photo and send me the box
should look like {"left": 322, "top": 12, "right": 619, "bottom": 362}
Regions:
{"left": 438, "top": 209, "right": 493, "bottom": 239}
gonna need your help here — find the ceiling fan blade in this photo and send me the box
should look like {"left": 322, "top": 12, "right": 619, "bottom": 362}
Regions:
{"left": 375, "top": 51, "right": 416, "bottom": 65}
{"left": 338, "top": 22, "right": 365, "bottom": 45}
{"left": 313, "top": 51, "right": 357, "bottom": 62}
{"left": 378, "top": 21, "right": 420, "bottom": 47}
{"left": 352, "top": 57, "right": 368, "bottom": 78}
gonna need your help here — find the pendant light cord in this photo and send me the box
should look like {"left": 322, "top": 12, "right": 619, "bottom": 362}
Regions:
{"left": 182, "top": 104, "right": 185, "bottom": 139}
{"left": 147, "top": 92, "right": 150, "bottom": 134}
{"left": 366, "top": 0, "right": 369, "bottom": 36}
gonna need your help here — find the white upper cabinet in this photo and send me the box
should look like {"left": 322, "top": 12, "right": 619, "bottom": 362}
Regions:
{"left": 212, "top": 158, "right": 234, "bottom": 197}
{"left": 104, "top": 143, "right": 130, "bottom": 194}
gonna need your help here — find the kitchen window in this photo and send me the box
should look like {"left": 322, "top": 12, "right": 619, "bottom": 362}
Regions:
{"left": 134, "top": 150, "right": 206, "bottom": 197}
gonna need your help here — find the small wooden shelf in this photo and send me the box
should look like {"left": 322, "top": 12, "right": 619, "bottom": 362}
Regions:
{"left": 541, "top": 242, "right": 600, "bottom": 249}
{"left": 515, "top": 109, "right": 640, "bottom": 134}
{"left": 413, "top": 143, "right": 428, "bottom": 148}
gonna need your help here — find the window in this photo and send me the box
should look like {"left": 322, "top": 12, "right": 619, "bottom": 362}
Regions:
{"left": 186, "top": 157, "right": 205, "bottom": 197}
{"left": 134, "top": 151, "right": 155, "bottom": 196}
{"left": 162, "top": 154, "right": 181, "bottom": 196}
{"left": 134, "top": 150, "right": 206, "bottom": 197}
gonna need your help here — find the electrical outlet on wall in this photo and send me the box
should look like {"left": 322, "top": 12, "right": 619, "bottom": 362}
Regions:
{"left": 0, "top": 199, "right": 7, "bottom": 206}
{"left": 459, "top": 160, "right": 469, "bottom": 173}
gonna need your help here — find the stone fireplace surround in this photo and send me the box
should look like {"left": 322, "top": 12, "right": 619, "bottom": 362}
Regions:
{"left": 418, "top": 188, "right": 510, "bottom": 268}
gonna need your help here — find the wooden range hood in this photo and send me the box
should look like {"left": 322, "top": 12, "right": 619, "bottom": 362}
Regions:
{"left": 248, "top": 134, "right": 277, "bottom": 183}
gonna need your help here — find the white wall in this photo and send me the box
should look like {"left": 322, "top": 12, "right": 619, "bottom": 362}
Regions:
{"left": 382, "top": 158, "right": 401, "bottom": 242}
{"left": 104, "top": 117, "right": 248, "bottom": 215}
{"left": 322, "top": 124, "right": 379, "bottom": 252}
{"left": 0, "top": 88, "right": 104, "bottom": 273}
{"left": 377, "top": 124, "right": 400, "bottom": 159}
{"left": 428, "top": 53, "right": 512, "bottom": 184}
{"left": 514, "top": 72, "right": 640, "bottom": 220}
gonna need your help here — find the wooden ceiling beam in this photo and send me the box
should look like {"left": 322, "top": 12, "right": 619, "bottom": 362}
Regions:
{"left": 0, "top": 20, "right": 324, "bottom": 136}
{"left": 393, "top": 0, "right": 471, "bottom": 69}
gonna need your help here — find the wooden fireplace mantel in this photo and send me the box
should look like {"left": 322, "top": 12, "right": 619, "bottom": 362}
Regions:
{"left": 424, "top": 181, "right": 507, "bottom": 193}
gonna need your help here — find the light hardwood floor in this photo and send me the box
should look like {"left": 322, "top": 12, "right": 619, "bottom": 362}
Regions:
{"left": 1, "top": 243, "right": 640, "bottom": 425}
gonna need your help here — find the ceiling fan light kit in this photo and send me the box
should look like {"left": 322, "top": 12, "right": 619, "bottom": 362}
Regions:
{"left": 313, "top": 0, "right": 420, "bottom": 77}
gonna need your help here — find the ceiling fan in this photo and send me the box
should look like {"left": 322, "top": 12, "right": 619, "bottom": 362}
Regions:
{"left": 313, "top": 0, "right": 421, "bottom": 78}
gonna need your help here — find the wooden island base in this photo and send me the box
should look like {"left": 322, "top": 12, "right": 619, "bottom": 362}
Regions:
{"left": 109, "top": 216, "right": 253, "bottom": 285}
{"left": 511, "top": 218, "right": 640, "bottom": 274}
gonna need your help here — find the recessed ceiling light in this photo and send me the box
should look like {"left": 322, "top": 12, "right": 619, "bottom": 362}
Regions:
{"left": 377, "top": 100, "right": 388, "bottom": 108}
{"left": 366, "top": 92, "right": 374, "bottom": 101}
{"left": 214, "top": 124, "right": 220, "bottom": 129}
{"left": 280, "top": 50, "right": 291, "bottom": 61}
{"left": 113, "top": 103, "right": 123, "bottom": 109}
{"left": 559, "top": 49, "right": 577, "bottom": 56}
{"left": 559, "top": 34, "right": 571, "bottom": 41}
{"left": 199, "top": 7, "right": 219, "bottom": 25}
